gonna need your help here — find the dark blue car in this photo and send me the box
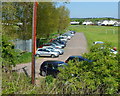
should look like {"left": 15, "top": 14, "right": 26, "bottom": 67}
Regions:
{"left": 40, "top": 60, "right": 67, "bottom": 77}
{"left": 65, "top": 56, "right": 93, "bottom": 63}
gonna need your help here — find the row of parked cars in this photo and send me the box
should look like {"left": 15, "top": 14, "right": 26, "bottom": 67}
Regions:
{"left": 39, "top": 41, "right": 118, "bottom": 77}
{"left": 36, "top": 31, "right": 76, "bottom": 58}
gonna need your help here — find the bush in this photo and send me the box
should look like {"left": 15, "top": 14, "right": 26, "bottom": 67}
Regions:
{"left": 54, "top": 43, "right": 119, "bottom": 94}
{"left": 2, "top": 35, "right": 19, "bottom": 71}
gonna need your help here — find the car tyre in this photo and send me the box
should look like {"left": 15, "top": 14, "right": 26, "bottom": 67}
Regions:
{"left": 41, "top": 71, "right": 46, "bottom": 76}
{"left": 36, "top": 54, "right": 40, "bottom": 57}
{"left": 51, "top": 54, "right": 55, "bottom": 58}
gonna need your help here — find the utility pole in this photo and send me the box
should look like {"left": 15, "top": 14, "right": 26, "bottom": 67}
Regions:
{"left": 31, "top": 1, "right": 38, "bottom": 85}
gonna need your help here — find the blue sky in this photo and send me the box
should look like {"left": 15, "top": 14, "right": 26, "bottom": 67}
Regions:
{"left": 64, "top": 2, "right": 118, "bottom": 18}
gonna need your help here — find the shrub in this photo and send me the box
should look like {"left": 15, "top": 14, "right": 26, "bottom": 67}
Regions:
{"left": 2, "top": 35, "right": 19, "bottom": 72}
{"left": 55, "top": 43, "right": 119, "bottom": 94}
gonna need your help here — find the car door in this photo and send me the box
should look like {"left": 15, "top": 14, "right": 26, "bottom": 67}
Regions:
{"left": 37, "top": 49, "right": 43, "bottom": 56}
{"left": 39, "top": 49, "right": 45, "bottom": 56}
{"left": 44, "top": 49, "right": 51, "bottom": 56}
{"left": 47, "top": 63, "right": 59, "bottom": 77}
{"left": 46, "top": 63, "right": 53, "bottom": 75}
{"left": 40, "top": 49, "right": 49, "bottom": 56}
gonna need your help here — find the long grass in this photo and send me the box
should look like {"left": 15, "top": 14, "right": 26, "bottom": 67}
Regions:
{"left": 68, "top": 25, "right": 118, "bottom": 50}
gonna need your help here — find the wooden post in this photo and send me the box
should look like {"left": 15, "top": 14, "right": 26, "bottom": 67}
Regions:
{"left": 31, "top": 1, "right": 38, "bottom": 85}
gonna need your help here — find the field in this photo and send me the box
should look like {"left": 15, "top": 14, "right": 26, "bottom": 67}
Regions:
{"left": 68, "top": 25, "right": 118, "bottom": 50}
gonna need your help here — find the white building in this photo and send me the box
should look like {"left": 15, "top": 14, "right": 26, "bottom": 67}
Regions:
{"left": 97, "top": 20, "right": 118, "bottom": 26}
{"left": 101, "top": 20, "right": 109, "bottom": 26}
{"left": 108, "top": 20, "right": 117, "bottom": 26}
{"left": 82, "top": 20, "right": 94, "bottom": 25}
{"left": 70, "top": 21, "right": 80, "bottom": 25}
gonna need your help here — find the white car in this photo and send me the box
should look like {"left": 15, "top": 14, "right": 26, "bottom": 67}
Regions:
{"left": 42, "top": 46, "right": 64, "bottom": 55}
{"left": 61, "top": 35, "right": 71, "bottom": 40}
{"left": 93, "top": 41, "right": 104, "bottom": 45}
{"left": 36, "top": 48, "right": 59, "bottom": 58}
{"left": 57, "top": 37, "right": 68, "bottom": 42}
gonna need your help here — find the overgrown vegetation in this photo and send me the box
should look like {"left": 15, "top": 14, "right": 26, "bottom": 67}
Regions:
{"left": 2, "top": 34, "right": 32, "bottom": 72}
{"left": 2, "top": 43, "right": 119, "bottom": 94}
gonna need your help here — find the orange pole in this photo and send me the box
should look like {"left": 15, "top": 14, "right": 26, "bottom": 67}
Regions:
{"left": 31, "top": 1, "right": 38, "bottom": 85}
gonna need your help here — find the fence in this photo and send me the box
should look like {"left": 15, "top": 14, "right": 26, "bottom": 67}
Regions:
{"left": 14, "top": 39, "right": 32, "bottom": 52}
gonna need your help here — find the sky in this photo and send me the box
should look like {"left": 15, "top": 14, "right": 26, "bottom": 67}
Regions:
{"left": 64, "top": 2, "right": 119, "bottom": 18}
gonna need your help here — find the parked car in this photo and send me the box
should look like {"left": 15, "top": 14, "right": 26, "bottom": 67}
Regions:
{"left": 65, "top": 32, "right": 74, "bottom": 37}
{"left": 36, "top": 48, "right": 59, "bottom": 58}
{"left": 52, "top": 42, "right": 65, "bottom": 48}
{"left": 51, "top": 43, "right": 63, "bottom": 49}
{"left": 93, "top": 41, "right": 104, "bottom": 45}
{"left": 42, "top": 46, "right": 64, "bottom": 55}
{"left": 69, "top": 31, "right": 76, "bottom": 34}
{"left": 55, "top": 39, "right": 67, "bottom": 45}
{"left": 39, "top": 43, "right": 63, "bottom": 49}
{"left": 40, "top": 60, "right": 68, "bottom": 77}
{"left": 57, "top": 36, "right": 68, "bottom": 42}
{"left": 52, "top": 39, "right": 66, "bottom": 46}
{"left": 65, "top": 56, "right": 93, "bottom": 63}
{"left": 61, "top": 34, "right": 71, "bottom": 40}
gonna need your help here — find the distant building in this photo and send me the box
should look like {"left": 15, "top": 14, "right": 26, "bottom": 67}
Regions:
{"left": 97, "top": 20, "right": 118, "bottom": 26}
{"left": 82, "top": 20, "right": 94, "bottom": 25}
{"left": 114, "top": 21, "right": 120, "bottom": 26}
{"left": 70, "top": 21, "right": 80, "bottom": 25}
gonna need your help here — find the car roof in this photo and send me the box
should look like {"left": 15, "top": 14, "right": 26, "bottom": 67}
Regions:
{"left": 42, "top": 60, "right": 68, "bottom": 66}
{"left": 94, "top": 41, "right": 104, "bottom": 44}
{"left": 43, "top": 60, "right": 65, "bottom": 64}
{"left": 69, "top": 56, "right": 84, "bottom": 58}
{"left": 68, "top": 56, "right": 93, "bottom": 62}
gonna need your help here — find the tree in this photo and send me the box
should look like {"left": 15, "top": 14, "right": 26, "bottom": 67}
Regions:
{"left": 57, "top": 6, "right": 70, "bottom": 34}
{"left": 36, "top": 2, "right": 59, "bottom": 39}
{"left": 2, "top": 2, "right": 19, "bottom": 38}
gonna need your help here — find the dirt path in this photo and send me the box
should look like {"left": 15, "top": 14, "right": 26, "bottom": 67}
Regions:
{"left": 13, "top": 32, "right": 88, "bottom": 78}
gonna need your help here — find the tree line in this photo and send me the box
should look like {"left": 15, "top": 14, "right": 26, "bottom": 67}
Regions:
{"left": 2, "top": 2, "right": 70, "bottom": 40}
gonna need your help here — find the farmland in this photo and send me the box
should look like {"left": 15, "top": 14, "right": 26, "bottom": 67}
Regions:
{"left": 68, "top": 25, "right": 118, "bottom": 50}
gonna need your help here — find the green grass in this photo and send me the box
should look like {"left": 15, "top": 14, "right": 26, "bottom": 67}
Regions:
{"left": 68, "top": 25, "right": 118, "bottom": 50}
{"left": 16, "top": 52, "right": 32, "bottom": 64}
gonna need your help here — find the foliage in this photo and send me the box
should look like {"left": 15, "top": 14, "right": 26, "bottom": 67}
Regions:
{"left": 37, "top": 3, "right": 70, "bottom": 39}
{"left": 16, "top": 52, "right": 32, "bottom": 64}
{"left": 2, "top": 43, "right": 119, "bottom": 94}
{"left": 57, "top": 6, "right": 70, "bottom": 34}
{"left": 2, "top": 34, "right": 32, "bottom": 72}
{"left": 2, "top": 35, "right": 19, "bottom": 71}
{"left": 54, "top": 43, "right": 119, "bottom": 94}
{"left": 2, "top": 72, "right": 34, "bottom": 94}
{"left": 2, "top": 2, "right": 19, "bottom": 38}
{"left": 2, "top": 2, "right": 70, "bottom": 40}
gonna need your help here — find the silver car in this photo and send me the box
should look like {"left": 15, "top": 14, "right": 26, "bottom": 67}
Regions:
{"left": 43, "top": 46, "right": 64, "bottom": 55}
{"left": 36, "top": 48, "right": 59, "bottom": 58}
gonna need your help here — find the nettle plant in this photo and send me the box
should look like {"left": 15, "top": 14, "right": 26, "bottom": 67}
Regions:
{"left": 55, "top": 43, "right": 119, "bottom": 94}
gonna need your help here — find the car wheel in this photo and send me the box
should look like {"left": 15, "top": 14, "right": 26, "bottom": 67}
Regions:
{"left": 41, "top": 71, "right": 46, "bottom": 76}
{"left": 36, "top": 54, "right": 40, "bottom": 57}
{"left": 51, "top": 54, "right": 55, "bottom": 58}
